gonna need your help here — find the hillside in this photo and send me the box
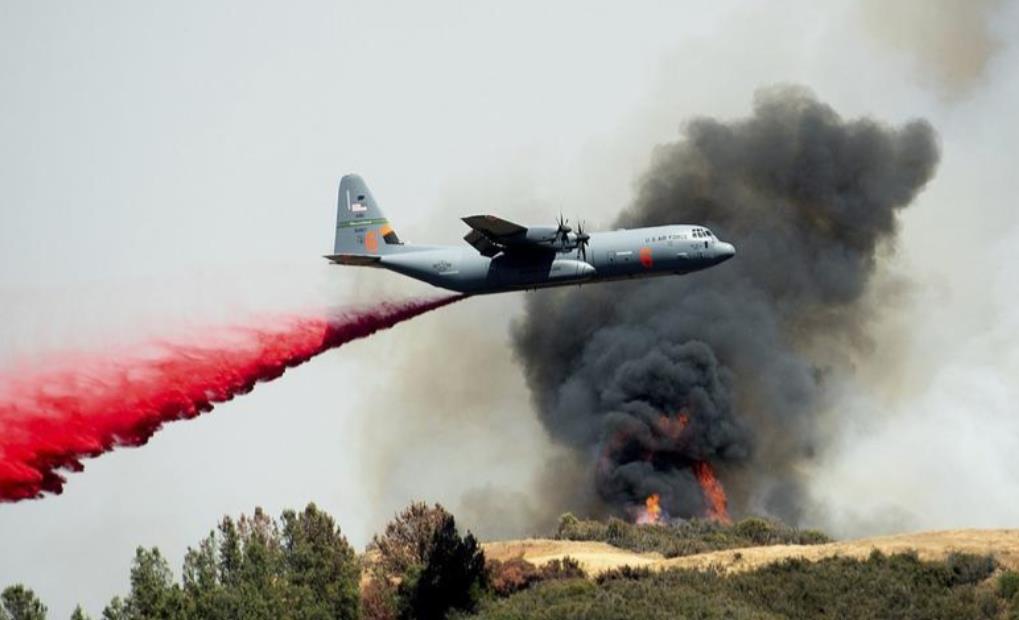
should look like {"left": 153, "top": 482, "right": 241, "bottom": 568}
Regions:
{"left": 484, "top": 529, "right": 1019, "bottom": 576}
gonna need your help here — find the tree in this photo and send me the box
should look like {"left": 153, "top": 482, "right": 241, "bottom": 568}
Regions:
{"left": 3, "top": 505, "right": 361, "bottom": 620}
{"left": 216, "top": 516, "right": 243, "bottom": 590}
{"left": 368, "top": 502, "right": 451, "bottom": 583}
{"left": 101, "top": 596, "right": 126, "bottom": 620}
{"left": 280, "top": 503, "right": 360, "bottom": 619}
{"left": 70, "top": 605, "right": 92, "bottom": 620}
{"left": 403, "top": 515, "right": 487, "bottom": 620}
{"left": 180, "top": 504, "right": 360, "bottom": 619}
{"left": 365, "top": 502, "right": 452, "bottom": 619}
{"left": 195, "top": 508, "right": 290, "bottom": 619}
{"left": 182, "top": 533, "right": 222, "bottom": 619}
{"left": 123, "top": 547, "right": 185, "bottom": 619}
{"left": 1, "top": 585, "right": 46, "bottom": 620}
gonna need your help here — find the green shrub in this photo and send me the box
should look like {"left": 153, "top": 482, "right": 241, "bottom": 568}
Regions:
{"left": 976, "top": 590, "right": 1000, "bottom": 618}
{"left": 595, "top": 565, "right": 654, "bottom": 584}
{"left": 539, "top": 557, "right": 586, "bottom": 581}
{"left": 945, "top": 552, "right": 996, "bottom": 586}
{"left": 798, "top": 529, "right": 832, "bottom": 545}
{"left": 554, "top": 513, "right": 831, "bottom": 559}
{"left": 733, "top": 516, "right": 772, "bottom": 544}
{"left": 472, "top": 552, "right": 1003, "bottom": 620}
{"left": 1000, "top": 571, "right": 1019, "bottom": 601}
{"left": 556, "top": 512, "right": 579, "bottom": 531}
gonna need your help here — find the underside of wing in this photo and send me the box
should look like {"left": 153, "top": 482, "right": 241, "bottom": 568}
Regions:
{"left": 463, "top": 229, "right": 503, "bottom": 257}
{"left": 462, "top": 214, "right": 558, "bottom": 257}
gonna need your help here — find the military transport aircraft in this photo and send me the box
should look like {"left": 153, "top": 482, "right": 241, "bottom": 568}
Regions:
{"left": 325, "top": 174, "right": 735, "bottom": 294}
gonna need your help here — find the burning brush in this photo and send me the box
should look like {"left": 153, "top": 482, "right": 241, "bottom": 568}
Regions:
{"left": 605, "top": 406, "right": 734, "bottom": 525}
{"left": 632, "top": 460, "right": 731, "bottom": 526}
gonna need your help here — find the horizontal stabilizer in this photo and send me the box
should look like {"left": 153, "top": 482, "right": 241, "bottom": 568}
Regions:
{"left": 324, "top": 254, "right": 383, "bottom": 266}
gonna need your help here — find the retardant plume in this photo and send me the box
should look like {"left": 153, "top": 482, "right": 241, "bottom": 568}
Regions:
{"left": 0, "top": 295, "right": 464, "bottom": 502}
{"left": 512, "top": 86, "right": 940, "bottom": 523}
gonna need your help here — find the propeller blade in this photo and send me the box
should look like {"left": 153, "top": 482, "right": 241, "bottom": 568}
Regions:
{"left": 555, "top": 212, "right": 573, "bottom": 248}
{"left": 575, "top": 219, "right": 590, "bottom": 262}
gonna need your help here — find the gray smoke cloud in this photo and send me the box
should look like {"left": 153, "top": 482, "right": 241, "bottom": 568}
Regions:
{"left": 512, "top": 85, "right": 940, "bottom": 522}
{"left": 859, "top": 0, "right": 1005, "bottom": 99}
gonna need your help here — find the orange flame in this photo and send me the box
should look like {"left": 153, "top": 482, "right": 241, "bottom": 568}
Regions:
{"left": 655, "top": 413, "right": 689, "bottom": 440}
{"left": 635, "top": 493, "right": 663, "bottom": 525}
{"left": 692, "top": 461, "right": 731, "bottom": 523}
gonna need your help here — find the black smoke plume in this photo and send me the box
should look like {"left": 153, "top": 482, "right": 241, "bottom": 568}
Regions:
{"left": 512, "top": 86, "right": 940, "bottom": 522}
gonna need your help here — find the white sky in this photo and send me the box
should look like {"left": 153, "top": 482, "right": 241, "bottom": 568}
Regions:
{"left": 1, "top": 1, "right": 1017, "bottom": 617}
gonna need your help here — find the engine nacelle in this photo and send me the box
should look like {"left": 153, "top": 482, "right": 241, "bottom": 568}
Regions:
{"left": 547, "top": 259, "right": 596, "bottom": 281}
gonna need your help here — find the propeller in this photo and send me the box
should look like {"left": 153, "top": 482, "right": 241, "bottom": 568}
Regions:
{"left": 575, "top": 219, "right": 590, "bottom": 262}
{"left": 555, "top": 213, "right": 572, "bottom": 248}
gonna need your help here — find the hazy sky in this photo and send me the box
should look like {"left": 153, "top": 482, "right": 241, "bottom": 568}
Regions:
{"left": 2, "top": 1, "right": 1017, "bottom": 617}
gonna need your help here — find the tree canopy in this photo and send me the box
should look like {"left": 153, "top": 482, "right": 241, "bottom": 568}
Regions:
{"left": 1, "top": 585, "right": 47, "bottom": 620}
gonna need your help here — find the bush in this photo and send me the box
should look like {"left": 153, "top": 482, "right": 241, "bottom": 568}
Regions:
{"left": 487, "top": 557, "right": 541, "bottom": 597}
{"left": 595, "top": 565, "right": 654, "bottom": 584}
{"left": 1000, "top": 571, "right": 1019, "bottom": 601}
{"left": 473, "top": 552, "right": 1005, "bottom": 620}
{"left": 539, "top": 557, "right": 586, "bottom": 581}
{"left": 799, "top": 529, "right": 832, "bottom": 545}
{"left": 487, "top": 556, "right": 587, "bottom": 597}
{"left": 945, "top": 552, "right": 996, "bottom": 586}
{"left": 555, "top": 513, "right": 831, "bottom": 558}
{"left": 733, "top": 517, "right": 772, "bottom": 544}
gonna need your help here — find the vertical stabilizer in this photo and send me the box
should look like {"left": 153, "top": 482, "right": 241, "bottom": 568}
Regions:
{"left": 333, "top": 174, "right": 402, "bottom": 255}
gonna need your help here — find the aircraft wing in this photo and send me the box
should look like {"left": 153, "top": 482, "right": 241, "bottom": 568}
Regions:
{"left": 462, "top": 214, "right": 547, "bottom": 257}
{"left": 462, "top": 229, "right": 503, "bottom": 257}
{"left": 462, "top": 215, "right": 528, "bottom": 238}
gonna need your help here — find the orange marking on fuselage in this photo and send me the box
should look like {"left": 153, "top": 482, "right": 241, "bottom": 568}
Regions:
{"left": 365, "top": 230, "right": 379, "bottom": 253}
{"left": 639, "top": 246, "right": 653, "bottom": 268}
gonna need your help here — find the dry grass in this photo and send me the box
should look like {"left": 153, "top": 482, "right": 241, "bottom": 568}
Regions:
{"left": 484, "top": 539, "right": 662, "bottom": 576}
{"left": 483, "top": 529, "right": 1019, "bottom": 577}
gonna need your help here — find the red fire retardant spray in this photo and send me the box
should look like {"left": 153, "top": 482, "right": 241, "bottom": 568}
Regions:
{"left": 0, "top": 295, "right": 465, "bottom": 502}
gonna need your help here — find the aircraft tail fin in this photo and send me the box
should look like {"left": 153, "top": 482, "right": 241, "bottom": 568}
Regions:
{"left": 332, "top": 174, "right": 403, "bottom": 256}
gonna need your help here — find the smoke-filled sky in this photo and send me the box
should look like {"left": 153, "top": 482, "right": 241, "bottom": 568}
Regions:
{"left": 2, "top": 1, "right": 1018, "bottom": 616}
{"left": 512, "top": 87, "right": 942, "bottom": 524}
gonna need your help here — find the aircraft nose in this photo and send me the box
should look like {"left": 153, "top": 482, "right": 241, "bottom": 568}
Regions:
{"left": 718, "top": 242, "right": 736, "bottom": 262}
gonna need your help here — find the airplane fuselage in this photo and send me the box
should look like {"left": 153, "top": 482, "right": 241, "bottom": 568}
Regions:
{"left": 326, "top": 174, "right": 735, "bottom": 295}
{"left": 375, "top": 225, "right": 735, "bottom": 294}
